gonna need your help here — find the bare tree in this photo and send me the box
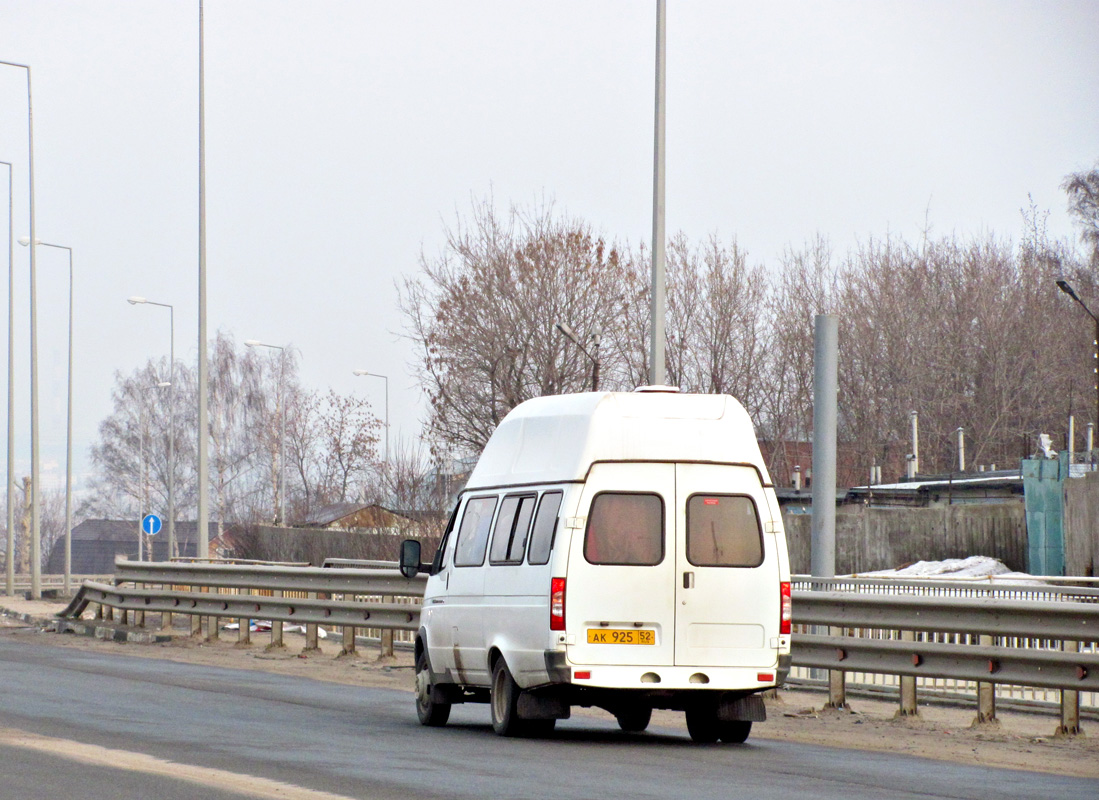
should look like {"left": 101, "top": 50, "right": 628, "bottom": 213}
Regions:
{"left": 400, "top": 197, "right": 628, "bottom": 458}
{"left": 315, "top": 389, "right": 381, "bottom": 504}
{"left": 1063, "top": 163, "right": 1099, "bottom": 268}
{"left": 759, "top": 236, "right": 839, "bottom": 482}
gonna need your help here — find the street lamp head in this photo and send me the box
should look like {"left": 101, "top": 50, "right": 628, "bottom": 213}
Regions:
{"left": 127, "top": 296, "right": 147, "bottom": 305}
{"left": 352, "top": 369, "right": 370, "bottom": 376}
{"left": 1056, "top": 279, "right": 1077, "bottom": 299}
{"left": 157, "top": 381, "right": 172, "bottom": 388}
{"left": 17, "top": 236, "right": 38, "bottom": 247}
{"left": 555, "top": 321, "right": 577, "bottom": 340}
{"left": 244, "top": 339, "right": 262, "bottom": 347}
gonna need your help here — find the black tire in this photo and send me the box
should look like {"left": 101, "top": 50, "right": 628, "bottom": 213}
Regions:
{"left": 490, "top": 658, "right": 524, "bottom": 736}
{"left": 415, "top": 649, "right": 451, "bottom": 727}
{"left": 685, "top": 704, "right": 721, "bottom": 743}
{"left": 525, "top": 718, "right": 557, "bottom": 737}
{"left": 615, "top": 706, "right": 652, "bottom": 733}
{"left": 718, "top": 720, "right": 752, "bottom": 743}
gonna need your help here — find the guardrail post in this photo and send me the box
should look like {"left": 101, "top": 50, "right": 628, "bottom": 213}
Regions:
{"left": 974, "top": 634, "right": 997, "bottom": 725}
{"left": 825, "top": 625, "right": 846, "bottom": 708}
{"left": 135, "top": 582, "right": 145, "bottom": 628}
{"left": 238, "top": 613, "right": 250, "bottom": 646}
{"left": 341, "top": 624, "right": 356, "bottom": 656}
{"left": 1057, "top": 639, "right": 1082, "bottom": 736}
{"left": 338, "top": 592, "right": 356, "bottom": 657}
{"left": 380, "top": 595, "right": 394, "bottom": 658}
{"left": 304, "top": 592, "right": 319, "bottom": 652}
{"left": 897, "top": 630, "right": 918, "bottom": 717}
{"left": 267, "top": 590, "right": 284, "bottom": 650}
{"left": 207, "top": 586, "right": 219, "bottom": 642}
{"left": 162, "top": 583, "right": 173, "bottom": 632}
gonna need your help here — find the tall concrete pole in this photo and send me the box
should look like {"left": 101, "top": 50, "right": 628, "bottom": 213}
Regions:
{"left": 2, "top": 160, "right": 12, "bottom": 597}
{"left": 649, "top": 0, "right": 667, "bottom": 387}
{"left": 810, "top": 314, "right": 838, "bottom": 579}
{"left": 0, "top": 61, "right": 41, "bottom": 599}
{"left": 197, "top": 0, "right": 210, "bottom": 560}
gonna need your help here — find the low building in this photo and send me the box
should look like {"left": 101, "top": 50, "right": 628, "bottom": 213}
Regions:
{"left": 45, "top": 519, "right": 220, "bottom": 574}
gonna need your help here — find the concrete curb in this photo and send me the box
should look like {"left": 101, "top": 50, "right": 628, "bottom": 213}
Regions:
{"left": 54, "top": 618, "right": 173, "bottom": 644}
{"left": 0, "top": 605, "right": 56, "bottom": 628}
{"left": 2, "top": 604, "right": 173, "bottom": 644}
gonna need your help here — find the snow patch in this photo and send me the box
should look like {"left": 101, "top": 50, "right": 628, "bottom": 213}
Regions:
{"left": 854, "top": 556, "right": 1042, "bottom": 583}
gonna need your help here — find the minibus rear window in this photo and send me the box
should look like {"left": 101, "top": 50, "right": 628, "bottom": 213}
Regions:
{"left": 686, "top": 494, "right": 763, "bottom": 567}
{"left": 584, "top": 492, "right": 664, "bottom": 566}
{"left": 527, "top": 491, "right": 563, "bottom": 565}
{"left": 454, "top": 496, "right": 498, "bottom": 567}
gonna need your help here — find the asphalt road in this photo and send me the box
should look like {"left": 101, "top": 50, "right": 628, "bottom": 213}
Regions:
{"left": 0, "top": 634, "right": 1093, "bottom": 800}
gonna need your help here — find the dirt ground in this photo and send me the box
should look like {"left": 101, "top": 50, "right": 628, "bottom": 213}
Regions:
{"left": 3, "top": 597, "right": 1097, "bottom": 780}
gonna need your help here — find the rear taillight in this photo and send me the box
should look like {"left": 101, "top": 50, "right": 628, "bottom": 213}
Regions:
{"left": 780, "top": 581, "right": 792, "bottom": 635}
{"left": 550, "top": 577, "right": 566, "bottom": 631}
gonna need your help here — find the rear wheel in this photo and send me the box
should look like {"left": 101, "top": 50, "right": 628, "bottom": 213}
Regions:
{"left": 415, "top": 650, "right": 451, "bottom": 727}
{"left": 718, "top": 720, "right": 752, "bottom": 743}
{"left": 525, "top": 719, "right": 557, "bottom": 737}
{"left": 616, "top": 706, "right": 653, "bottom": 733}
{"left": 490, "top": 659, "right": 524, "bottom": 736}
{"left": 685, "top": 704, "right": 720, "bottom": 743}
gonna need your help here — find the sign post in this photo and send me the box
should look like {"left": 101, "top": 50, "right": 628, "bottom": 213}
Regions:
{"left": 141, "top": 514, "right": 162, "bottom": 562}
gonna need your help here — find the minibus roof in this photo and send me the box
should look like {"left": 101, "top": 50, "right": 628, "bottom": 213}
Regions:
{"left": 465, "top": 390, "right": 771, "bottom": 490}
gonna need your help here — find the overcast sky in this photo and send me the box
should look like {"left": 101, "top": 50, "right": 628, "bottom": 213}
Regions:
{"left": 1, "top": 1, "right": 1097, "bottom": 502}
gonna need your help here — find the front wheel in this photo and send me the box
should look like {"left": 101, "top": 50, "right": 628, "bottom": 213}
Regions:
{"left": 616, "top": 706, "right": 652, "bottom": 733}
{"left": 415, "top": 650, "right": 451, "bottom": 727}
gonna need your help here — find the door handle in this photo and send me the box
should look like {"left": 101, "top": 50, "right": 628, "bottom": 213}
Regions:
{"left": 683, "top": 571, "right": 694, "bottom": 589}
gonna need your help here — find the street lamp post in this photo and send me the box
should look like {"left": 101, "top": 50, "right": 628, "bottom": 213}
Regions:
{"left": 245, "top": 340, "right": 287, "bottom": 525}
{"left": 128, "top": 297, "right": 176, "bottom": 558}
{"left": 351, "top": 370, "right": 389, "bottom": 466}
{"left": 1, "top": 59, "right": 40, "bottom": 598}
{"left": 2, "top": 160, "right": 12, "bottom": 597}
{"left": 555, "top": 322, "right": 601, "bottom": 391}
{"left": 19, "top": 237, "right": 72, "bottom": 594}
{"left": 1056, "top": 280, "right": 1099, "bottom": 438}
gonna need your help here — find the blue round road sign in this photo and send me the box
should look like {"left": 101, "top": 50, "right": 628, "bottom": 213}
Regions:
{"left": 142, "top": 514, "right": 163, "bottom": 536}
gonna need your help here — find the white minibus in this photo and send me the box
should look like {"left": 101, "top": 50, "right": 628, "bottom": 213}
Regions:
{"left": 400, "top": 387, "right": 792, "bottom": 742}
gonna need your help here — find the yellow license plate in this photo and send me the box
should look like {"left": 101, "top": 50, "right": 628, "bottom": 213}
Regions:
{"left": 587, "top": 629, "right": 655, "bottom": 645}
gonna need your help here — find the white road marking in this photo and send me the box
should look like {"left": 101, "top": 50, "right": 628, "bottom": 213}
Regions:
{"left": 0, "top": 727, "right": 363, "bottom": 800}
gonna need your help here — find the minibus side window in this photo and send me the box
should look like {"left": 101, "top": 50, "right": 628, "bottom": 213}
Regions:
{"left": 454, "top": 496, "right": 498, "bottom": 567}
{"left": 584, "top": 492, "right": 664, "bottom": 566}
{"left": 432, "top": 501, "right": 461, "bottom": 573}
{"left": 686, "top": 494, "right": 764, "bottom": 567}
{"left": 489, "top": 494, "right": 536, "bottom": 565}
{"left": 527, "top": 491, "right": 563, "bottom": 565}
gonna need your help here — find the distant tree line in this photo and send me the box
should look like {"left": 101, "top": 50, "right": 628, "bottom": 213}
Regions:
{"left": 79, "top": 332, "right": 445, "bottom": 534}
{"left": 8, "top": 164, "right": 1097, "bottom": 571}
{"left": 402, "top": 165, "right": 1099, "bottom": 486}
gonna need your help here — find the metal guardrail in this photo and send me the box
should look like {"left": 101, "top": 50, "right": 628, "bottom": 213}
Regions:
{"left": 791, "top": 591, "right": 1099, "bottom": 692}
{"left": 793, "top": 591, "right": 1098, "bottom": 640}
{"left": 68, "top": 581, "right": 419, "bottom": 630}
{"left": 794, "top": 574, "right": 1099, "bottom": 602}
{"left": 107, "top": 559, "right": 426, "bottom": 597}
{"left": 56, "top": 562, "right": 1099, "bottom": 699}
{"left": 5, "top": 574, "right": 113, "bottom": 594}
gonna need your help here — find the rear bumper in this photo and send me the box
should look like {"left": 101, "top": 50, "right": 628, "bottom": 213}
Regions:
{"left": 551, "top": 656, "right": 784, "bottom": 691}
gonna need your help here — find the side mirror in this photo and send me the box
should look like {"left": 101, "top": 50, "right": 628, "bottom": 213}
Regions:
{"left": 399, "top": 539, "right": 422, "bottom": 579}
